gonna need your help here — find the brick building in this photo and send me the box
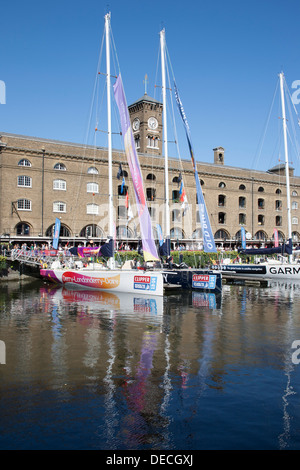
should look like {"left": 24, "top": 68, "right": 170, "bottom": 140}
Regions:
{"left": 1, "top": 92, "right": 300, "bottom": 249}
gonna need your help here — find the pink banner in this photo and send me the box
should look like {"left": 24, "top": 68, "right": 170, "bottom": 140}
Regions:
{"left": 113, "top": 74, "right": 159, "bottom": 262}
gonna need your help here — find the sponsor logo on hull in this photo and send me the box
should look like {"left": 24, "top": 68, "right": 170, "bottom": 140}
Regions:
{"left": 192, "top": 274, "right": 216, "bottom": 289}
{"left": 268, "top": 266, "right": 300, "bottom": 276}
{"left": 62, "top": 271, "right": 121, "bottom": 289}
{"left": 134, "top": 275, "right": 158, "bottom": 292}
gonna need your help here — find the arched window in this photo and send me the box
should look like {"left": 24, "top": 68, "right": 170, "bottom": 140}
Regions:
{"left": 292, "top": 217, "right": 298, "bottom": 225}
{"left": 292, "top": 231, "right": 300, "bottom": 241}
{"left": 146, "top": 188, "right": 156, "bottom": 201}
{"left": 218, "top": 212, "right": 226, "bottom": 224}
{"left": 170, "top": 227, "right": 185, "bottom": 239}
{"left": 172, "top": 209, "right": 181, "bottom": 222}
{"left": 80, "top": 224, "right": 104, "bottom": 238}
{"left": 258, "top": 186, "right": 264, "bottom": 192}
{"left": 292, "top": 190, "right": 298, "bottom": 197}
{"left": 16, "top": 222, "right": 31, "bottom": 235}
{"left": 46, "top": 224, "right": 70, "bottom": 237}
{"left": 292, "top": 201, "right": 298, "bottom": 210}
{"left": 239, "top": 213, "right": 246, "bottom": 225}
{"left": 53, "top": 179, "right": 66, "bottom": 190}
{"left": 218, "top": 195, "right": 226, "bottom": 207}
{"left": 239, "top": 184, "right": 246, "bottom": 190}
{"left": 275, "top": 200, "right": 282, "bottom": 211}
{"left": 18, "top": 158, "right": 31, "bottom": 167}
{"left": 118, "top": 184, "right": 128, "bottom": 196}
{"left": 239, "top": 196, "right": 246, "bottom": 208}
{"left": 258, "top": 214, "right": 265, "bottom": 225}
{"left": 17, "top": 199, "right": 31, "bottom": 210}
{"left": 276, "top": 188, "right": 282, "bottom": 194}
{"left": 214, "top": 229, "right": 230, "bottom": 240}
{"left": 218, "top": 181, "right": 226, "bottom": 188}
{"left": 135, "top": 136, "right": 140, "bottom": 149}
{"left": 18, "top": 175, "right": 32, "bottom": 187}
{"left": 117, "top": 225, "right": 133, "bottom": 239}
{"left": 54, "top": 162, "right": 66, "bottom": 171}
{"left": 147, "top": 173, "right": 156, "bottom": 181}
{"left": 192, "top": 229, "right": 203, "bottom": 239}
{"left": 258, "top": 198, "right": 265, "bottom": 209}
{"left": 255, "top": 230, "right": 267, "bottom": 240}
{"left": 87, "top": 166, "right": 99, "bottom": 174}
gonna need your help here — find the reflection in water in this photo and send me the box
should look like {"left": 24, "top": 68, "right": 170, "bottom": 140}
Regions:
{"left": 0, "top": 281, "right": 300, "bottom": 449}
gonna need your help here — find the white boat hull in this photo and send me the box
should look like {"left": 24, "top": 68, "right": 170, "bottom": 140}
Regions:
{"left": 40, "top": 268, "right": 164, "bottom": 296}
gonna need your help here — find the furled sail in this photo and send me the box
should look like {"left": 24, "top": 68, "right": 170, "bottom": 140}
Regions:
{"left": 174, "top": 81, "right": 217, "bottom": 253}
{"left": 113, "top": 74, "right": 159, "bottom": 262}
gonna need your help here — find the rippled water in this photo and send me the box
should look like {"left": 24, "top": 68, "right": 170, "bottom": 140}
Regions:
{"left": 1, "top": 279, "right": 300, "bottom": 450}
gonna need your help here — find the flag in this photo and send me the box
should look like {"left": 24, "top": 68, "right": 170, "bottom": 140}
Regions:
{"left": 180, "top": 185, "right": 186, "bottom": 202}
{"left": 177, "top": 171, "right": 182, "bottom": 186}
{"left": 117, "top": 163, "right": 123, "bottom": 180}
{"left": 274, "top": 228, "right": 279, "bottom": 247}
{"left": 241, "top": 226, "right": 246, "bottom": 249}
{"left": 120, "top": 176, "right": 125, "bottom": 194}
{"left": 128, "top": 203, "right": 133, "bottom": 221}
{"left": 156, "top": 224, "right": 164, "bottom": 247}
{"left": 52, "top": 218, "right": 61, "bottom": 250}
{"left": 174, "top": 80, "right": 216, "bottom": 253}
{"left": 114, "top": 74, "right": 159, "bottom": 262}
{"left": 125, "top": 191, "right": 129, "bottom": 208}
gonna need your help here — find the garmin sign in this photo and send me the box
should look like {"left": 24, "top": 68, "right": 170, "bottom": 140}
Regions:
{"left": 0, "top": 80, "right": 6, "bottom": 104}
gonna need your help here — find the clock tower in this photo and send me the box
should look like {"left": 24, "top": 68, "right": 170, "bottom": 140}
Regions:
{"left": 128, "top": 79, "right": 163, "bottom": 156}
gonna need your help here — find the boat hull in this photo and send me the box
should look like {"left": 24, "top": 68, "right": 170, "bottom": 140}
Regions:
{"left": 40, "top": 268, "right": 164, "bottom": 296}
{"left": 163, "top": 269, "right": 222, "bottom": 292}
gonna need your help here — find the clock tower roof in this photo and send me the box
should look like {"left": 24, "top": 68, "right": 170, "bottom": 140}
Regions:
{"left": 128, "top": 93, "right": 162, "bottom": 108}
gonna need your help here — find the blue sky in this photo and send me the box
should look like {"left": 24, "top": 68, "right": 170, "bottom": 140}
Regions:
{"left": 1, "top": 0, "right": 300, "bottom": 173}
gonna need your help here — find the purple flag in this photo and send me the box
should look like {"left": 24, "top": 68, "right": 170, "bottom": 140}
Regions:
{"left": 113, "top": 74, "right": 159, "bottom": 262}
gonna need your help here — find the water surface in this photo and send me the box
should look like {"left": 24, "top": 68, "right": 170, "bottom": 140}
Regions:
{"left": 0, "top": 279, "right": 300, "bottom": 450}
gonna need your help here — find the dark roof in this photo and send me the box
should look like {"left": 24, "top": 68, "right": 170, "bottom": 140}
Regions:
{"left": 128, "top": 93, "right": 162, "bottom": 107}
{"left": 268, "top": 163, "right": 294, "bottom": 172}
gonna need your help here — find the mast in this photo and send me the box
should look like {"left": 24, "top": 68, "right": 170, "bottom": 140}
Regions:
{"left": 160, "top": 29, "right": 171, "bottom": 248}
{"left": 105, "top": 12, "right": 115, "bottom": 268}
{"left": 279, "top": 72, "right": 292, "bottom": 260}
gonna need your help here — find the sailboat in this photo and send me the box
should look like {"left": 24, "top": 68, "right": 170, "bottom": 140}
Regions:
{"left": 40, "top": 13, "right": 163, "bottom": 296}
{"left": 211, "top": 72, "right": 300, "bottom": 282}
{"left": 156, "top": 28, "right": 222, "bottom": 293}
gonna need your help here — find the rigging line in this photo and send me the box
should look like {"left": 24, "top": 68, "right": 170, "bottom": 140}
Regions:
{"left": 70, "top": 28, "right": 106, "bottom": 236}
{"left": 164, "top": 42, "right": 193, "bottom": 233}
{"left": 250, "top": 78, "right": 279, "bottom": 173}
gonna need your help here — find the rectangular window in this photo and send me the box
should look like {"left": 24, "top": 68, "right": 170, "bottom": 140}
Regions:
{"left": 87, "top": 182, "right": 99, "bottom": 193}
{"left": 53, "top": 179, "right": 66, "bottom": 190}
{"left": 17, "top": 199, "right": 31, "bottom": 210}
{"left": 87, "top": 204, "right": 99, "bottom": 215}
{"left": 18, "top": 175, "right": 32, "bottom": 187}
{"left": 53, "top": 202, "right": 66, "bottom": 213}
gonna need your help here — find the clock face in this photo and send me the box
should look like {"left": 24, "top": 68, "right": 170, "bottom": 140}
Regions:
{"left": 132, "top": 118, "right": 140, "bottom": 131}
{"left": 148, "top": 117, "right": 158, "bottom": 130}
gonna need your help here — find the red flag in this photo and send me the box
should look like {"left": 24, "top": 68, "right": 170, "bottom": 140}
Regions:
{"left": 125, "top": 191, "right": 129, "bottom": 209}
